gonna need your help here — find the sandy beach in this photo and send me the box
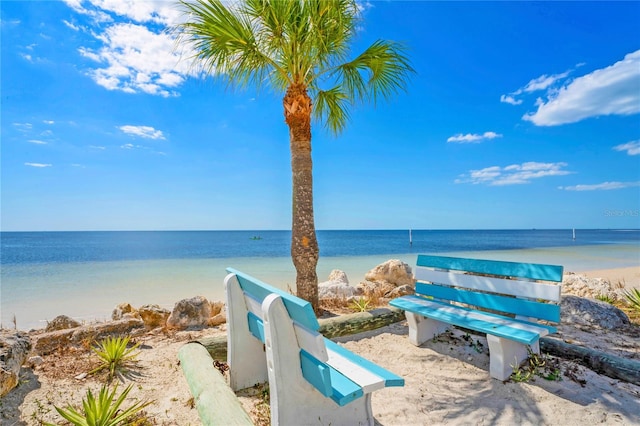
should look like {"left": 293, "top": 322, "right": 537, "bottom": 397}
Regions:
{"left": 2, "top": 266, "right": 639, "bottom": 425}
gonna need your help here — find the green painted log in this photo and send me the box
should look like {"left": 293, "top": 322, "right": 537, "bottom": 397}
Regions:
{"left": 178, "top": 343, "right": 254, "bottom": 425}
{"left": 196, "top": 307, "right": 406, "bottom": 361}
{"left": 540, "top": 337, "right": 640, "bottom": 386}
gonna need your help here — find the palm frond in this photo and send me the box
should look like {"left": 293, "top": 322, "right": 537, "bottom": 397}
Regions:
{"left": 314, "top": 87, "right": 350, "bottom": 135}
{"left": 176, "top": 0, "right": 279, "bottom": 89}
{"left": 333, "top": 40, "right": 414, "bottom": 105}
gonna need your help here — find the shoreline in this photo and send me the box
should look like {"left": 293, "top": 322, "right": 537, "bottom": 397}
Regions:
{"left": 3, "top": 265, "right": 638, "bottom": 332}
{"left": 2, "top": 243, "right": 638, "bottom": 331}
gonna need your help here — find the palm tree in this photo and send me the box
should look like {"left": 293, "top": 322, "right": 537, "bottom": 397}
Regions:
{"left": 174, "top": 0, "right": 413, "bottom": 313}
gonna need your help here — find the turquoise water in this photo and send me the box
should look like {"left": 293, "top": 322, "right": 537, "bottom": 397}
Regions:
{"left": 1, "top": 230, "right": 638, "bottom": 330}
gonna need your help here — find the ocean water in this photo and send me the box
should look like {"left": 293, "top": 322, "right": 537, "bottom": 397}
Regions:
{"left": 1, "top": 229, "right": 639, "bottom": 330}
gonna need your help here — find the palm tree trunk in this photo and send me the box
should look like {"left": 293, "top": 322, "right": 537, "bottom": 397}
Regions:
{"left": 284, "top": 84, "right": 319, "bottom": 313}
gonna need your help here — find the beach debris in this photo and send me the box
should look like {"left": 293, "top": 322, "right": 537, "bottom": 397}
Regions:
{"left": 319, "top": 269, "right": 360, "bottom": 300}
{"left": 561, "top": 295, "right": 630, "bottom": 330}
{"left": 138, "top": 304, "right": 170, "bottom": 329}
{"left": 358, "top": 259, "right": 415, "bottom": 298}
{"left": 167, "top": 296, "right": 212, "bottom": 330}
{"left": 45, "top": 315, "right": 81, "bottom": 332}
{"left": 0, "top": 330, "right": 31, "bottom": 397}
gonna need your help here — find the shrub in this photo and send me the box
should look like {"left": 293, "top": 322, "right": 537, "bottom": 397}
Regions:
{"left": 48, "top": 383, "right": 151, "bottom": 426}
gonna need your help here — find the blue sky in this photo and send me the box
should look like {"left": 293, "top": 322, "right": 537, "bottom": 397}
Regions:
{"left": 1, "top": 1, "right": 639, "bottom": 231}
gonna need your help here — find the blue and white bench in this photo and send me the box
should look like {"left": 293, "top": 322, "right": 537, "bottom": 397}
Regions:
{"left": 390, "top": 255, "right": 563, "bottom": 381}
{"left": 225, "top": 268, "right": 404, "bottom": 426}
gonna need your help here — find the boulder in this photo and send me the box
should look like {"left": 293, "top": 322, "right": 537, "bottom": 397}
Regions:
{"left": 357, "top": 260, "right": 415, "bottom": 298}
{"left": 386, "top": 284, "right": 415, "bottom": 299}
{"left": 112, "top": 303, "right": 140, "bottom": 321}
{"left": 45, "top": 315, "right": 81, "bottom": 332}
{"left": 167, "top": 296, "right": 212, "bottom": 330}
{"left": 138, "top": 304, "right": 170, "bottom": 328}
{"left": 561, "top": 295, "right": 630, "bottom": 330}
{"left": 319, "top": 270, "right": 359, "bottom": 300}
{"left": 209, "top": 301, "right": 226, "bottom": 327}
{"left": 0, "top": 330, "right": 32, "bottom": 397}
{"left": 328, "top": 269, "right": 349, "bottom": 285}
{"left": 364, "top": 260, "right": 414, "bottom": 287}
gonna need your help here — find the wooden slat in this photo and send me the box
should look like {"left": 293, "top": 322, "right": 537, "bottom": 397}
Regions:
{"left": 299, "top": 350, "right": 364, "bottom": 406}
{"left": 293, "top": 322, "right": 329, "bottom": 363}
{"left": 299, "top": 349, "right": 332, "bottom": 397}
{"left": 228, "top": 268, "right": 320, "bottom": 331}
{"left": 325, "top": 339, "right": 404, "bottom": 390}
{"left": 417, "top": 254, "right": 563, "bottom": 282}
{"left": 416, "top": 282, "right": 561, "bottom": 323}
{"left": 247, "top": 312, "right": 265, "bottom": 342}
{"left": 390, "top": 295, "right": 554, "bottom": 345}
{"left": 415, "top": 268, "right": 562, "bottom": 302}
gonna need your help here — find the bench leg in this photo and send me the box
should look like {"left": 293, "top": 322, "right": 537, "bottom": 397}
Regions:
{"left": 225, "top": 274, "right": 268, "bottom": 391}
{"left": 263, "top": 294, "right": 374, "bottom": 426}
{"left": 405, "top": 312, "right": 450, "bottom": 346}
{"left": 486, "top": 335, "right": 536, "bottom": 381}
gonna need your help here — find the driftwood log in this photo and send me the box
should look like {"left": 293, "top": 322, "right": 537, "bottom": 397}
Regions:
{"left": 194, "top": 307, "right": 640, "bottom": 386}
{"left": 178, "top": 343, "right": 253, "bottom": 425}
{"left": 540, "top": 337, "right": 640, "bottom": 385}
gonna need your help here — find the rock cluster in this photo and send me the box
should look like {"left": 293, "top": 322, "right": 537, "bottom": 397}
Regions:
{"left": 562, "top": 272, "right": 627, "bottom": 301}
{"left": 0, "top": 330, "right": 31, "bottom": 397}
{"left": 319, "top": 259, "right": 416, "bottom": 302}
{"left": 111, "top": 297, "right": 226, "bottom": 330}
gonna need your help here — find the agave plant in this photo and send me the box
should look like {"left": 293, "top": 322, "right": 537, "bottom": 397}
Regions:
{"left": 90, "top": 336, "right": 140, "bottom": 381}
{"left": 349, "top": 297, "right": 372, "bottom": 313}
{"left": 623, "top": 288, "right": 640, "bottom": 312}
{"left": 49, "top": 383, "right": 151, "bottom": 426}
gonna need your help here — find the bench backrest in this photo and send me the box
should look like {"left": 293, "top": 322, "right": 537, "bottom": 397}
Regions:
{"left": 414, "top": 255, "right": 563, "bottom": 323}
{"left": 225, "top": 268, "right": 340, "bottom": 400}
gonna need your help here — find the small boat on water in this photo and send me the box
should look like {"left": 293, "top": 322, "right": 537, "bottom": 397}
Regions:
{"left": 250, "top": 236, "right": 262, "bottom": 240}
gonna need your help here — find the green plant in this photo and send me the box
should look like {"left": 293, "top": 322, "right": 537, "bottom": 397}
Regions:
{"left": 510, "top": 347, "right": 562, "bottom": 383}
{"left": 623, "top": 288, "right": 640, "bottom": 312}
{"left": 90, "top": 336, "right": 140, "bottom": 381}
{"left": 48, "top": 383, "right": 152, "bottom": 426}
{"left": 595, "top": 294, "right": 615, "bottom": 304}
{"left": 349, "top": 298, "right": 371, "bottom": 313}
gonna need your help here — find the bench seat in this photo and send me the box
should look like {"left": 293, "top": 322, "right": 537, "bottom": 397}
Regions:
{"left": 391, "top": 295, "right": 555, "bottom": 346}
{"left": 390, "top": 254, "right": 563, "bottom": 381}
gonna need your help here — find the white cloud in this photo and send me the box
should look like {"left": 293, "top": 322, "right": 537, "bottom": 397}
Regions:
{"left": 456, "top": 162, "right": 571, "bottom": 186}
{"left": 13, "top": 122, "right": 33, "bottom": 131}
{"left": 63, "top": 1, "right": 195, "bottom": 97}
{"left": 522, "top": 71, "right": 571, "bottom": 93}
{"left": 43, "top": 120, "right": 55, "bottom": 124}
{"left": 499, "top": 95, "right": 522, "bottom": 105}
{"left": 613, "top": 140, "right": 640, "bottom": 156}
{"left": 447, "top": 131, "right": 502, "bottom": 144}
{"left": 524, "top": 50, "right": 640, "bottom": 126}
{"left": 119, "top": 125, "right": 165, "bottom": 139}
{"left": 28, "top": 139, "right": 48, "bottom": 145}
{"left": 559, "top": 181, "right": 640, "bottom": 191}
{"left": 62, "top": 20, "right": 80, "bottom": 31}
{"left": 79, "top": 23, "right": 188, "bottom": 97}
{"left": 25, "top": 162, "right": 52, "bottom": 168}
{"left": 501, "top": 69, "right": 571, "bottom": 105}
